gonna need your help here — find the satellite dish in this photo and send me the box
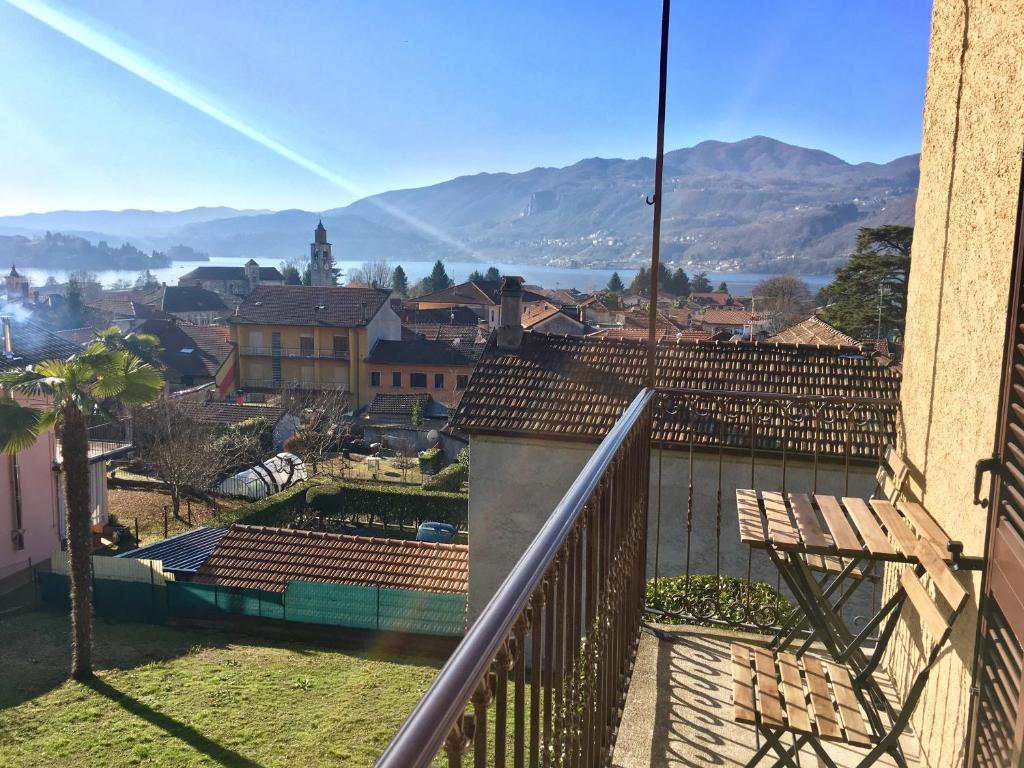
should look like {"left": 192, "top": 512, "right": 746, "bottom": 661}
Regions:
{"left": 427, "top": 429, "right": 440, "bottom": 442}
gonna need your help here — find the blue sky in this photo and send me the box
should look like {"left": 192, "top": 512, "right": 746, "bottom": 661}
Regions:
{"left": 0, "top": 0, "right": 933, "bottom": 216}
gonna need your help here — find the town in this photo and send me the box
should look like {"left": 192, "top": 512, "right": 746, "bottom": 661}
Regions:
{"left": 0, "top": 2, "right": 1021, "bottom": 768}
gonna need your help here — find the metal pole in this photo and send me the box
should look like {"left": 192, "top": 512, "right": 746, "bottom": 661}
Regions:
{"left": 647, "top": 0, "right": 671, "bottom": 387}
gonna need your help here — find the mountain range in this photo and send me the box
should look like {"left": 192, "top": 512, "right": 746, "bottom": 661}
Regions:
{"left": 0, "top": 136, "right": 918, "bottom": 275}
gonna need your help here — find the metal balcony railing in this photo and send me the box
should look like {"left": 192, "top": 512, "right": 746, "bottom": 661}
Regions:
{"left": 238, "top": 346, "right": 349, "bottom": 360}
{"left": 54, "top": 418, "right": 134, "bottom": 464}
{"left": 377, "top": 389, "right": 654, "bottom": 768}
{"left": 646, "top": 387, "right": 899, "bottom": 633}
{"left": 240, "top": 378, "right": 348, "bottom": 392}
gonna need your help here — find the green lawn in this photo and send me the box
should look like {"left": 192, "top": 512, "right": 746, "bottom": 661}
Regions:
{"left": 0, "top": 611, "right": 442, "bottom": 767}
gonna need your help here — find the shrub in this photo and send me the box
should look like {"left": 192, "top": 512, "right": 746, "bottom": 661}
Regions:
{"left": 457, "top": 445, "right": 469, "bottom": 468}
{"left": 422, "top": 461, "right": 467, "bottom": 492}
{"left": 213, "top": 480, "right": 320, "bottom": 528}
{"left": 282, "top": 433, "right": 308, "bottom": 455}
{"left": 306, "top": 481, "right": 467, "bottom": 529}
{"left": 417, "top": 447, "right": 442, "bottom": 475}
{"left": 645, "top": 574, "right": 792, "bottom": 630}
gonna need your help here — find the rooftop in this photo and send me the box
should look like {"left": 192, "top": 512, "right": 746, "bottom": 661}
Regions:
{"left": 193, "top": 524, "right": 468, "bottom": 594}
{"left": 699, "top": 308, "right": 753, "bottom": 326}
{"left": 0, "top": 318, "right": 83, "bottom": 371}
{"left": 768, "top": 315, "right": 862, "bottom": 348}
{"left": 452, "top": 332, "right": 900, "bottom": 454}
{"left": 174, "top": 399, "right": 288, "bottom": 426}
{"left": 117, "top": 526, "right": 228, "bottom": 575}
{"left": 365, "top": 338, "right": 477, "bottom": 367}
{"left": 179, "top": 265, "right": 284, "bottom": 281}
{"left": 133, "top": 319, "right": 232, "bottom": 380}
{"left": 414, "top": 279, "right": 546, "bottom": 307}
{"left": 229, "top": 285, "right": 391, "bottom": 327}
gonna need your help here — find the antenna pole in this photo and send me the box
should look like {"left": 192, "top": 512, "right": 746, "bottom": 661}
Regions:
{"left": 647, "top": 0, "right": 671, "bottom": 387}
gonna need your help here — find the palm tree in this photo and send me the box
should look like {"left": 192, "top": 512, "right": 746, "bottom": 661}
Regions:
{"left": 0, "top": 343, "right": 163, "bottom": 679}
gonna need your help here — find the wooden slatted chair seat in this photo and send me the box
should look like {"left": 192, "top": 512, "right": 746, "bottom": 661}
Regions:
{"left": 732, "top": 646, "right": 873, "bottom": 748}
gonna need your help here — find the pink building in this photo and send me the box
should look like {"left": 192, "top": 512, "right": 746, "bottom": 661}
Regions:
{"left": 1, "top": 319, "right": 123, "bottom": 583}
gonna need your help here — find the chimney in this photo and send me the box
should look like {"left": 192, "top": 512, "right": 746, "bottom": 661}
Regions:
{"left": 2, "top": 316, "right": 12, "bottom": 356}
{"left": 361, "top": 301, "right": 368, "bottom": 323}
{"left": 497, "top": 276, "right": 524, "bottom": 350}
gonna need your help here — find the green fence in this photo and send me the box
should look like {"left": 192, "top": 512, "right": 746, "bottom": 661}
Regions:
{"left": 37, "top": 573, "right": 465, "bottom": 636}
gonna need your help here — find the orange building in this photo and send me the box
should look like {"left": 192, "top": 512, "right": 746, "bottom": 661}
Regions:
{"left": 364, "top": 339, "right": 477, "bottom": 408}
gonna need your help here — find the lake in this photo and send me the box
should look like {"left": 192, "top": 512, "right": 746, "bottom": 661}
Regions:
{"left": 16, "top": 257, "right": 831, "bottom": 297}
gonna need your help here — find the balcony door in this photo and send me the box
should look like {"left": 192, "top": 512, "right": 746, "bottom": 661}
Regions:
{"left": 969, "top": 160, "right": 1024, "bottom": 767}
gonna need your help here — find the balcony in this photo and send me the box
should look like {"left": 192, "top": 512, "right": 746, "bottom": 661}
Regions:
{"left": 241, "top": 378, "right": 347, "bottom": 392}
{"left": 375, "top": 387, "right": 945, "bottom": 768}
{"left": 238, "top": 345, "right": 349, "bottom": 361}
{"left": 54, "top": 418, "right": 133, "bottom": 465}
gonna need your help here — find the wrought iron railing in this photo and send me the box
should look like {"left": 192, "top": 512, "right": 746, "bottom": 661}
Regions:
{"left": 376, "top": 389, "right": 654, "bottom": 768}
{"left": 239, "top": 346, "right": 348, "bottom": 360}
{"left": 55, "top": 418, "right": 134, "bottom": 463}
{"left": 646, "top": 387, "right": 899, "bottom": 633}
{"left": 240, "top": 378, "right": 348, "bottom": 392}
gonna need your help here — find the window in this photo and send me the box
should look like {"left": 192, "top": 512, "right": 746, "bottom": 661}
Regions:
{"left": 392, "top": 371, "right": 402, "bottom": 388}
{"left": 370, "top": 371, "right": 381, "bottom": 387}
{"left": 457, "top": 375, "right": 469, "bottom": 390}
{"left": 332, "top": 335, "right": 348, "bottom": 356}
{"left": 410, "top": 373, "right": 427, "bottom": 388}
{"left": 434, "top": 373, "right": 445, "bottom": 389}
{"left": 299, "top": 335, "right": 314, "bottom": 356}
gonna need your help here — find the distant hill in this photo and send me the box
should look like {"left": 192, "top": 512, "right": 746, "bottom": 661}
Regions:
{"left": 0, "top": 137, "right": 918, "bottom": 274}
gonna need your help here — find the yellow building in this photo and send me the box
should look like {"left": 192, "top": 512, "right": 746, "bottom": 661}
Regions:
{"left": 221, "top": 285, "right": 400, "bottom": 408}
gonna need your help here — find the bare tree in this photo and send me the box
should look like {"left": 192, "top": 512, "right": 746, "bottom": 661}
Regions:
{"left": 391, "top": 438, "right": 417, "bottom": 484}
{"left": 348, "top": 258, "right": 392, "bottom": 289}
{"left": 281, "top": 388, "right": 353, "bottom": 478}
{"left": 752, "top": 275, "right": 815, "bottom": 334}
{"left": 133, "top": 398, "right": 262, "bottom": 518}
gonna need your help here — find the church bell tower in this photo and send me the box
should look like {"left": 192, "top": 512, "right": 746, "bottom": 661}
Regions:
{"left": 309, "top": 220, "right": 333, "bottom": 287}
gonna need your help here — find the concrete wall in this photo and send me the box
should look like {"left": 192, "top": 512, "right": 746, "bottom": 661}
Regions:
{"left": 890, "top": 2, "right": 1024, "bottom": 765}
{"left": 466, "top": 432, "right": 876, "bottom": 621}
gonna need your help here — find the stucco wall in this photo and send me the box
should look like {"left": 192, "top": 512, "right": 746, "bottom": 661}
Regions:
{"left": 467, "top": 433, "right": 876, "bottom": 622}
{"left": 0, "top": 432, "right": 60, "bottom": 579}
{"left": 891, "top": 1, "right": 1024, "bottom": 765}
{"left": 366, "top": 363, "right": 472, "bottom": 407}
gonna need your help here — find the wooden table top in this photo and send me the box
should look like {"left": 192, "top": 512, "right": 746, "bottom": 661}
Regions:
{"left": 737, "top": 489, "right": 955, "bottom": 564}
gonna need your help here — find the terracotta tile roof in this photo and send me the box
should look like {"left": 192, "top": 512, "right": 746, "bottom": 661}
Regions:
{"left": 768, "top": 315, "right": 861, "bottom": 348}
{"left": 193, "top": 524, "right": 468, "bottom": 594}
{"left": 699, "top": 309, "right": 753, "bottom": 326}
{"left": 174, "top": 400, "right": 288, "bottom": 427}
{"left": 414, "top": 280, "right": 546, "bottom": 307}
{"left": 622, "top": 309, "right": 681, "bottom": 331}
{"left": 587, "top": 328, "right": 672, "bottom": 341}
{"left": 452, "top": 332, "right": 900, "bottom": 456}
{"left": 688, "top": 291, "right": 732, "bottom": 306}
{"left": 397, "top": 305, "right": 481, "bottom": 325}
{"left": 229, "top": 285, "right": 391, "bottom": 327}
{"left": 365, "top": 339, "right": 476, "bottom": 367}
{"left": 369, "top": 393, "right": 433, "bottom": 417}
{"left": 521, "top": 301, "right": 569, "bottom": 329}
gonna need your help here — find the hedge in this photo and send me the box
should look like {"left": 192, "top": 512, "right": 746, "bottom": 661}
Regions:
{"left": 422, "top": 461, "right": 468, "bottom": 492}
{"left": 417, "top": 447, "right": 443, "bottom": 475}
{"left": 645, "top": 574, "right": 792, "bottom": 630}
{"left": 306, "top": 481, "right": 467, "bottom": 529}
{"left": 213, "top": 480, "right": 320, "bottom": 528}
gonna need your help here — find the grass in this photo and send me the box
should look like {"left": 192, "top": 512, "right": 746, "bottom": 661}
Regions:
{"left": 107, "top": 489, "right": 247, "bottom": 546}
{"left": 0, "top": 611, "right": 441, "bottom": 767}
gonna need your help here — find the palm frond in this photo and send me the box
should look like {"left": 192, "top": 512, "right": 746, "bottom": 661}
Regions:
{"left": 0, "top": 399, "right": 51, "bottom": 454}
{"left": 0, "top": 366, "right": 64, "bottom": 397}
{"left": 92, "top": 351, "right": 164, "bottom": 403}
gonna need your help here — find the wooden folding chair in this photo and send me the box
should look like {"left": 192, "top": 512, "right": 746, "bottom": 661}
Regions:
{"left": 733, "top": 538, "right": 969, "bottom": 768}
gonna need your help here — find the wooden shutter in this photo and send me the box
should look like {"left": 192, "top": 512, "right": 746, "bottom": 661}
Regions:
{"left": 970, "top": 157, "right": 1024, "bottom": 768}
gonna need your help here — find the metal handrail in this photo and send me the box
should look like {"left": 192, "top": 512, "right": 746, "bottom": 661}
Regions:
{"left": 375, "top": 388, "right": 655, "bottom": 768}
{"left": 238, "top": 346, "right": 348, "bottom": 359}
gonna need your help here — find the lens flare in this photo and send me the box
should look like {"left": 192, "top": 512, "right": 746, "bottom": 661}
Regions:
{"left": 7, "top": 0, "right": 475, "bottom": 258}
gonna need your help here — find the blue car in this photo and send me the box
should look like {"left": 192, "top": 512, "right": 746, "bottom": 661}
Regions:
{"left": 416, "top": 521, "right": 458, "bottom": 543}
